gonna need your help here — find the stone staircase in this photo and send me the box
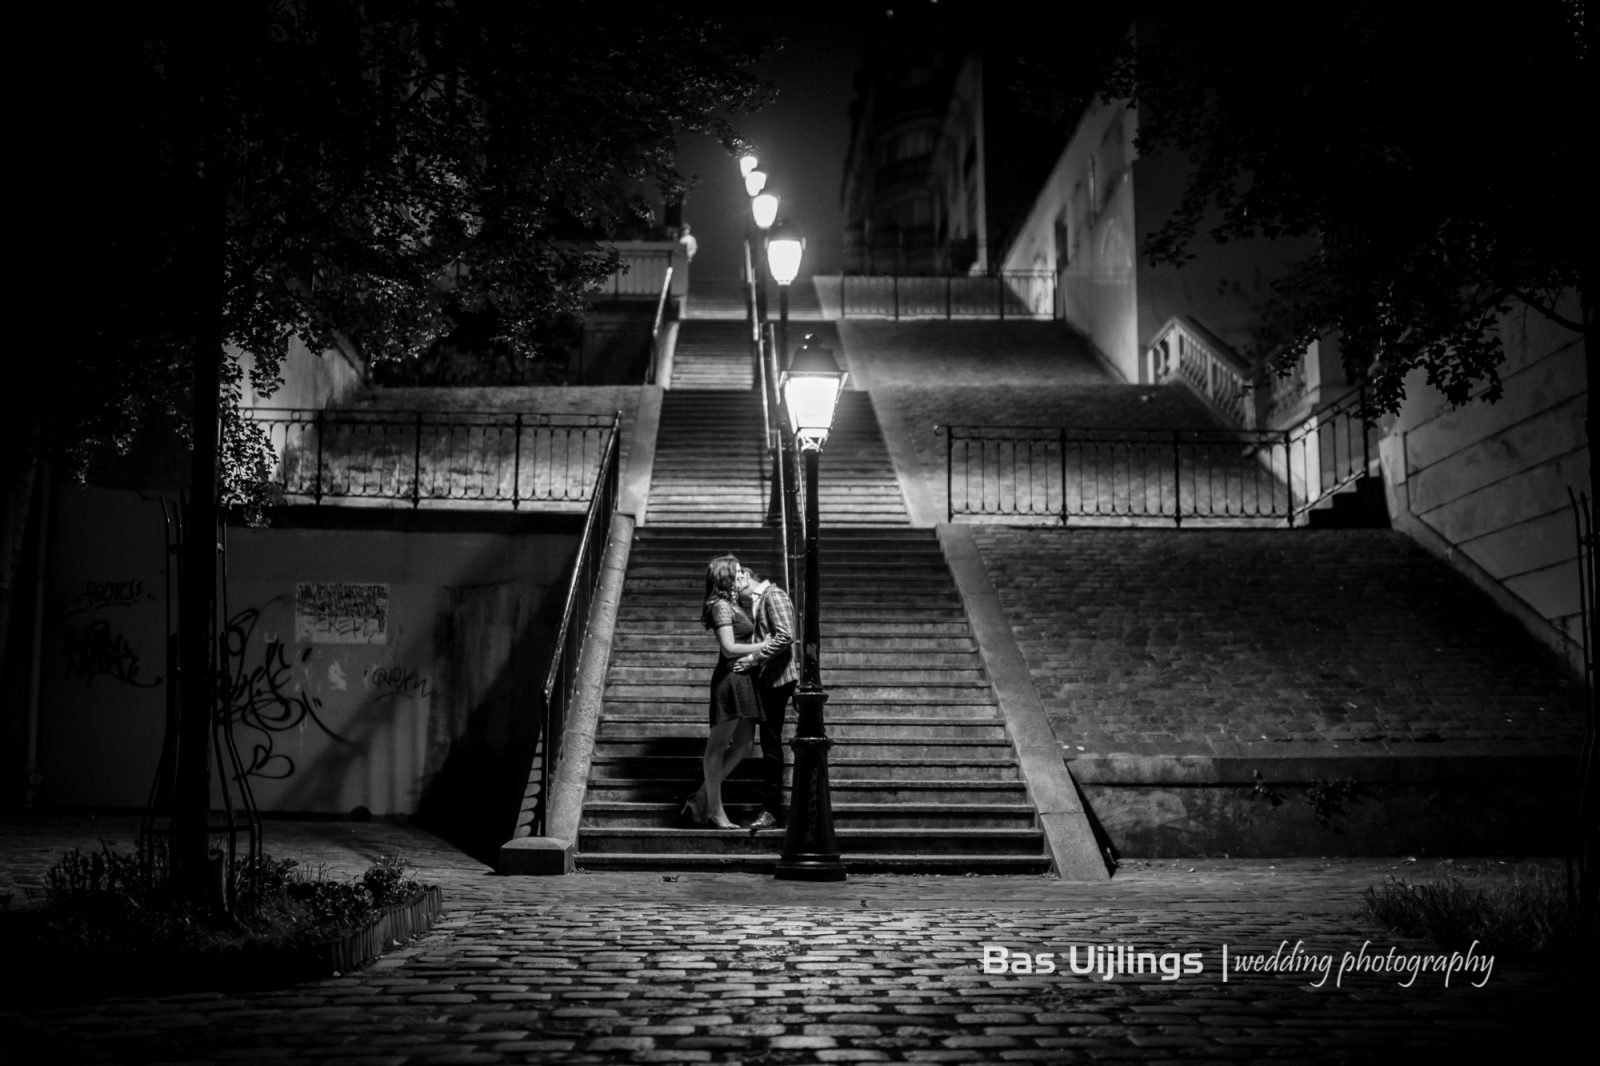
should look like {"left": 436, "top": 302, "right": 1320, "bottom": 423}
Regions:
{"left": 819, "top": 390, "right": 911, "bottom": 526}
{"left": 669, "top": 319, "right": 755, "bottom": 390}
{"left": 644, "top": 389, "right": 770, "bottom": 525}
{"left": 578, "top": 526, "right": 1050, "bottom": 873}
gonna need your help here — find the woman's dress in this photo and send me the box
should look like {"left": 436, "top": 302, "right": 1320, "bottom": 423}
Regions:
{"left": 708, "top": 599, "right": 762, "bottom": 725}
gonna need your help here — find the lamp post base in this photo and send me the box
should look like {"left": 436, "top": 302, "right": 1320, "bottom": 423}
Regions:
{"left": 775, "top": 733, "right": 846, "bottom": 882}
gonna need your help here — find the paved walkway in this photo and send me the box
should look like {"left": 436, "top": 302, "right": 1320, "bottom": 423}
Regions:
{"left": 2, "top": 815, "right": 1590, "bottom": 1062}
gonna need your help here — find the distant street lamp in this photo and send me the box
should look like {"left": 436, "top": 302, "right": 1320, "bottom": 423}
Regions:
{"left": 739, "top": 152, "right": 759, "bottom": 178}
{"left": 775, "top": 334, "right": 848, "bottom": 882}
{"left": 744, "top": 168, "right": 768, "bottom": 197}
{"left": 751, "top": 191, "right": 779, "bottom": 231}
{"left": 765, "top": 218, "right": 804, "bottom": 364}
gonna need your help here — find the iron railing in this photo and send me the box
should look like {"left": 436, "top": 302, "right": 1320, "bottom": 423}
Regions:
{"left": 247, "top": 408, "right": 618, "bottom": 509}
{"left": 837, "top": 272, "right": 1056, "bottom": 320}
{"left": 945, "top": 386, "right": 1375, "bottom": 527}
{"left": 533, "top": 415, "right": 622, "bottom": 836}
{"left": 745, "top": 236, "right": 800, "bottom": 596}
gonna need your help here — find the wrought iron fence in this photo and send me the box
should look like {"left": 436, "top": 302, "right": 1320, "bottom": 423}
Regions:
{"left": 247, "top": 408, "right": 619, "bottom": 509}
{"left": 837, "top": 272, "right": 1055, "bottom": 320}
{"left": 534, "top": 419, "right": 621, "bottom": 837}
{"left": 945, "top": 387, "right": 1374, "bottom": 526}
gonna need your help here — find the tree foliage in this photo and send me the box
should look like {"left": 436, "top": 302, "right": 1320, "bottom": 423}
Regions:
{"left": 54, "top": 0, "right": 771, "bottom": 498}
{"left": 1051, "top": 1, "right": 1590, "bottom": 415}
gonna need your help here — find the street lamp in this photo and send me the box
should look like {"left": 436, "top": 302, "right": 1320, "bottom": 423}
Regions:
{"left": 775, "top": 334, "right": 848, "bottom": 882}
{"left": 751, "top": 191, "right": 779, "bottom": 231}
{"left": 744, "top": 168, "right": 768, "bottom": 197}
{"left": 765, "top": 218, "right": 804, "bottom": 364}
{"left": 739, "top": 152, "right": 759, "bottom": 178}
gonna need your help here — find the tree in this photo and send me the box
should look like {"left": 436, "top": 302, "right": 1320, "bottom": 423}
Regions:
{"left": 40, "top": 0, "right": 771, "bottom": 904}
{"left": 1076, "top": 2, "right": 1590, "bottom": 422}
{"left": 1035, "top": 1, "right": 1594, "bottom": 906}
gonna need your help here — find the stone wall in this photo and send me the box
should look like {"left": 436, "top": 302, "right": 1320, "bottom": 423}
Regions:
{"left": 38, "top": 485, "right": 577, "bottom": 825}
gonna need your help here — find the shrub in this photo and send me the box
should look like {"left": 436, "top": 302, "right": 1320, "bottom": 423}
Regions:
{"left": 1362, "top": 864, "right": 1599, "bottom": 962}
{"left": 2, "top": 838, "right": 434, "bottom": 987}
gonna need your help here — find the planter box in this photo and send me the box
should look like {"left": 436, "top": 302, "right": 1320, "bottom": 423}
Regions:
{"left": 6, "top": 885, "right": 445, "bottom": 1001}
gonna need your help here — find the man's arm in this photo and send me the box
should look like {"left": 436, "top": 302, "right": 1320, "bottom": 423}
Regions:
{"left": 733, "top": 590, "right": 794, "bottom": 672}
{"left": 762, "top": 589, "right": 795, "bottom": 660}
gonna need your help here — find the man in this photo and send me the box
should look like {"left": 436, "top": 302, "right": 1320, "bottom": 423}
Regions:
{"left": 734, "top": 566, "right": 797, "bottom": 831}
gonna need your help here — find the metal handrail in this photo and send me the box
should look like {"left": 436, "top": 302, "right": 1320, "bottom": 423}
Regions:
{"left": 944, "top": 385, "right": 1375, "bottom": 527}
{"left": 535, "top": 411, "right": 622, "bottom": 836}
{"left": 837, "top": 271, "right": 1056, "bottom": 320}
{"left": 646, "top": 265, "right": 674, "bottom": 385}
{"left": 245, "top": 407, "right": 615, "bottom": 509}
{"left": 746, "top": 244, "right": 798, "bottom": 597}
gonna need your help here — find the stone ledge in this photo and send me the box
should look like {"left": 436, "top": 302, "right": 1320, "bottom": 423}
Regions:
{"left": 1069, "top": 750, "right": 1579, "bottom": 786}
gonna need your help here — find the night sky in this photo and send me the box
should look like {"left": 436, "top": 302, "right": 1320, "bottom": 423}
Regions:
{"left": 675, "top": 12, "right": 884, "bottom": 281}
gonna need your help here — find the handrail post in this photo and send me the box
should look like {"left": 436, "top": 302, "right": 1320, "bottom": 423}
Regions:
{"left": 998, "top": 274, "right": 1005, "bottom": 321}
{"left": 946, "top": 275, "right": 952, "bottom": 320}
{"left": 313, "top": 410, "right": 326, "bottom": 505}
{"left": 1059, "top": 428, "right": 1068, "bottom": 527}
{"left": 893, "top": 274, "right": 900, "bottom": 321}
{"left": 946, "top": 427, "right": 955, "bottom": 522}
{"left": 1171, "top": 430, "right": 1182, "bottom": 528}
{"left": 1285, "top": 429, "right": 1297, "bottom": 527}
{"left": 412, "top": 411, "right": 424, "bottom": 508}
{"left": 512, "top": 413, "right": 524, "bottom": 510}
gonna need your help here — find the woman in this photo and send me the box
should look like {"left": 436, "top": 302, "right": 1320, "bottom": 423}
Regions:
{"left": 683, "top": 554, "right": 772, "bottom": 829}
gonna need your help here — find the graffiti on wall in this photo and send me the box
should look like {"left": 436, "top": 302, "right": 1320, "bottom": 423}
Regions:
{"left": 295, "top": 582, "right": 388, "bottom": 644}
{"left": 225, "top": 607, "right": 351, "bottom": 780}
{"left": 59, "top": 577, "right": 162, "bottom": 688}
{"left": 61, "top": 578, "right": 156, "bottom": 617}
{"left": 368, "top": 665, "right": 432, "bottom": 701}
{"left": 61, "top": 619, "right": 162, "bottom": 688}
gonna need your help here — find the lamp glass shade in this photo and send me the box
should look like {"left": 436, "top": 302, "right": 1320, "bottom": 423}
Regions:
{"left": 739, "top": 153, "right": 758, "bottom": 177}
{"left": 767, "top": 234, "right": 804, "bottom": 286}
{"left": 781, "top": 337, "right": 847, "bottom": 444}
{"left": 744, "top": 169, "right": 767, "bottom": 196}
{"left": 751, "top": 192, "right": 779, "bottom": 230}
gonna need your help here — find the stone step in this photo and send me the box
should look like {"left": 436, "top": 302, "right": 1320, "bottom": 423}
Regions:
{"left": 578, "top": 826, "right": 1046, "bottom": 858}
{"left": 608, "top": 614, "right": 966, "bottom": 630}
{"left": 604, "top": 682, "right": 997, "bottom": 703}
{"left": 588, "top": 754, "right": 1021, "bottom": 782}
{"left": 574, "top": 851, "right": 1051, "bottom": 875}
{"left": 590, "top": 735, "right": 1014, "bottom": 760}
{"left": 584, "top": 777, "right": 1030, "bottom": 804}
{"left": 596, "top": 717, "right": 1010, "bottom": 741}
{"left": 611, "top": 634, "right": 978, "bottom": 653}
{"left": 581, "top": 801, "right": 1039, "bottom": 829}
{"left": 602, "top": 694, "right": 1001, "bottom": 715}
{"left": 606, "top": 660, "right": 988, "bottom": 682}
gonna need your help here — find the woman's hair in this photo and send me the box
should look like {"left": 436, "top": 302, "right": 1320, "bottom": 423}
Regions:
{"left": 701, "top": 554, "right": 742, "bottom": 629}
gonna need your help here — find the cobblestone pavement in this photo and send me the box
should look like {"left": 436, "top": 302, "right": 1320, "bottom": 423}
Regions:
{"left": 2, "top": 816, "right": 1590, "bottom": 1063}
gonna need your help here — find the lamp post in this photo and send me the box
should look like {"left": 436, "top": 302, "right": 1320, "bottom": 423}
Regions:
{"left": 750, "top": 191, "right": 778, "bottom": 351}
{"left": 775, "top": 335, "right": 848, "bottom": 882}
{"left": 765, "top": 218, "right": 804, "bottom": 369}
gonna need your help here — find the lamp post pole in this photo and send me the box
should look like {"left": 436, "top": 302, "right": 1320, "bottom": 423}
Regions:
{"left": 765, "top": 218, "right": 804, "bottom": 384}
{"left": 776, "top": 335, "right": 847, "bottom": 883}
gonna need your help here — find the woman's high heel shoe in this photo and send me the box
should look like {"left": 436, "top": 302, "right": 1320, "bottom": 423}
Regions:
{"left": 679, "top": 791, "right": 707, "bottom": 827}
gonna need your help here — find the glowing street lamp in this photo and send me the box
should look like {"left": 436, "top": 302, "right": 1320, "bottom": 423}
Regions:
{"left": 765, "top": 218, "right": 804, "bottom": 362}
{"left": 752, "top": 191, "right": 779, "bottom": 231}
{"left": 775, "top": 334, "right": 847, "bottom": 882}
{"left": 739, "top": 153, "right": 759, "bottom": 177}
{"left": 744, "top": 168, "right": 768, "bottom": 197}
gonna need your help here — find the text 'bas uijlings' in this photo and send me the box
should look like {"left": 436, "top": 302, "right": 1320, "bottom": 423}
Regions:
{"left": 982, "top": 944, "right": 1204, "bottom": 982}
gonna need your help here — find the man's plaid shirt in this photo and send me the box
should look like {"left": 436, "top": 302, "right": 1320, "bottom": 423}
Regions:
{"left": 749, "top": 585, "right": 799, "bottom": 688}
